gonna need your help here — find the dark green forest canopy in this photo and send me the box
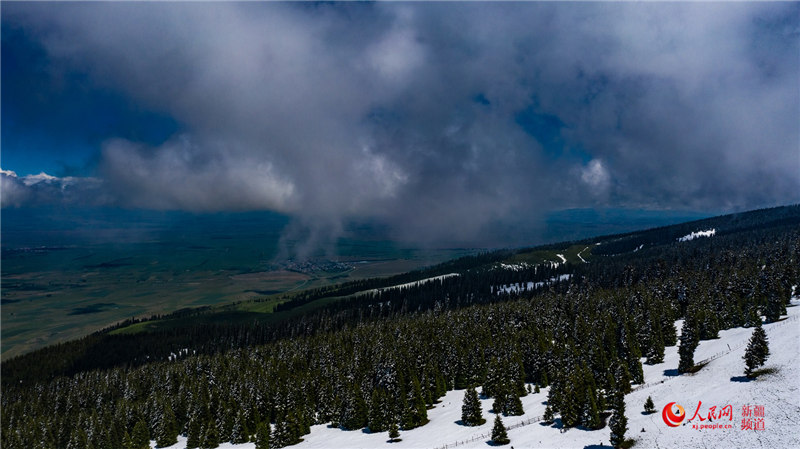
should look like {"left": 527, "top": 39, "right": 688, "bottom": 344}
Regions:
{"left": 2, "top": 206, "right": 798, "bottom": 449}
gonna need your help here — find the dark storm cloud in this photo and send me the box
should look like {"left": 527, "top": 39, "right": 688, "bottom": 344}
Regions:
{"left": 3, "top": 2, "right": 798, "bottom": 244}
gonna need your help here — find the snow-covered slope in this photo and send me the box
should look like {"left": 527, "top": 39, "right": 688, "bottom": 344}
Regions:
{"left": 152, "top": 299, "right": 800, "bottom": 449}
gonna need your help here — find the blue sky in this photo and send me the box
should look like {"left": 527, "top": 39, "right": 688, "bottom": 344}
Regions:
{"left": 1, "top": 2, "right": 798, "bottom": 246}
{"left": 2, "top": 24, "right": 178, "bottom": 176}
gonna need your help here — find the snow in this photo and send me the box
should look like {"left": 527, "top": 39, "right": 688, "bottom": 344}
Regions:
{"left": 577, "top": 247, "right": 590, "bottom": 263}
{"left": 494, "top": 274, "right": 573, "bottom": 294}
{"left": 556, "top": 254, "right": 567, "bottom": 264}
{"left": 152, "top": 299, "right": 800, "bottom": 449}
{"left": 678, "top": 229, "right": 716, "bottom": 242}
{"left": 497, "top": 262, "right": 532, "bottom": 271}
{"left": 633, "top": 244, "right": 644, "bottom": 253}
{"left": 363, "top": 274, "right": 460, "bottom": 295}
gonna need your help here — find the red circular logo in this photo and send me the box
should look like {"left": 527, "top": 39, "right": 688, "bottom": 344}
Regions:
{"left": 662, "top": 402, "right": 686, "bottom": 427}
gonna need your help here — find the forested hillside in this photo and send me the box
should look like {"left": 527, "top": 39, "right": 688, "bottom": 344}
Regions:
{"left": 2, "top": 206, "right": 798, "bottom": 449}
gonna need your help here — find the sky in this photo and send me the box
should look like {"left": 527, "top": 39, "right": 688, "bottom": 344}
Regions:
{"left": 1, "top": 2, "right": 799, "bottom": 247}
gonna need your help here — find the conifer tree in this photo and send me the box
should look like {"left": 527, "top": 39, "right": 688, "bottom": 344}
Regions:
{"left": 744, "top": 324, "right": 770, "bottom": 378}
{"left": 122, "top": 431, "right": 133, "bottom": 449}
{"left": 388, "top": 422, "right": 400, "bottom": 442}
{"left": 643, "top": 396, "right": 656, "bottom": 414}
{"left": 645, "top": 330, "right": 665, "bottom": 364}
{"left": 131, "top": 419, "right": 150, "bottom": 449}
{"left": 461, "top": 387, "right": 485, "bottom": 426}
{"left": 201, "top": 420, "right": 219, "bottom": 449}
{"left": 186, "top": 415, "right": 203, "bottom": 449}
{"left": 231, "top": 410, "right": 249, "bottom": 444}
{"left": 368, "top": 389, "right": 389, "bottom": 433}
{"left": 543, "top": 403, "right": 555, "bottom": 424}
{"left": 156, "top": 403, "right": 179, "bottom": 448}
{"left": 505, "top": 393, "right": 524, "bottom": 416}
{"left": 67, "top": 428, "right": 89, "bottom": 449}
{"left": 609, "top": 391, "right": 627, "bottom": 449}
{"left": 584, "top": 387, "right": 602, "bottom": 430}
{"left": 491, "top": 415, "right": 510, "bottom": 445}
{"left": 764, "top": 290, "right": 784, "bottom": 323}
{"left": 677, "top": 320, "right": 699, "bottom": 374}
{"left": 744, "top": 303, "right": 761, "bottom": 328}
{"left": 272, "top": 416, "right": 289, "bottom": 449}
{"left": 254, "top": 421, "right": 270, "bottom": 449}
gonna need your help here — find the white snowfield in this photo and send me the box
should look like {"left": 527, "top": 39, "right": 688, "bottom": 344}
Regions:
{"left": 493, "top": 274, "right": 573, "bottom": 295}
{"left": 362, "top": 274, "right": 461, "bottom": 295}
{"left": 678, "top": 229, "right": 716, "bottom": 242}
{"left": 152, "top": 298, "right": 800, "bottom": 449}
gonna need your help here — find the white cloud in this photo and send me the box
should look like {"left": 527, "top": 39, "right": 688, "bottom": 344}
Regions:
{"left": 581, "top": 159, "right": 610, "bottom": 191}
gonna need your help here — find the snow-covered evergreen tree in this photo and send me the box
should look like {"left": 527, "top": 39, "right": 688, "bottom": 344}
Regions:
{"left": 677, "top": 320, "right": 699, "bottom": 374}
{"left": 131, "top": 420, "right": 150, "bottom": 449}
{"left": 643, "top": 396, "right": 656, "bottom": 414}
{"left": 609, "top": 391, "right": 627, "bottom": 448}
{"left": 461, "top": 387, "right": 485, "bottom": 426}
{"left": 388, "top": 422, "right": 400, "bottom": 442}
{"left": 490, "top": 414, "right": 510, "bottom": 445}
{"left": 254, "top": 421, "right": 270, "bottom": 449}
{"left": 155, "top": 403, "right": 179, "bottom": 447}
{"left": 744, "top": 323, "right": 770, "bottom": 377}
{"left": 201, "top": 420, "right": 219, "bottom": 449}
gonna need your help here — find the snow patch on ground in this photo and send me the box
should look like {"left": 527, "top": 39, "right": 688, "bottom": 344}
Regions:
{"left": 493, "top": 274, "right": 573, "bottom": 294}
{"left": 678, "top": 229, "right": 716, "bottom": 242}
{"left": 497, "top": 262, "right": 533, "bottom": 271}
{"left": 556, "top": 254, "right": 567, "bottom": 264}
{"left": 577, "top": 246, "right": 590, "bottom": 263}
{"left": 361, "top": 274, "right": 460, "bottom": 296}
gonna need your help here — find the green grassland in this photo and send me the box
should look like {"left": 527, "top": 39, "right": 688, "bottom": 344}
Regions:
{"left": 1, "top": 239, "right": 473, "bottom": 360}
{"left": 104, "top": 242, "right": 595, "bottom": 338}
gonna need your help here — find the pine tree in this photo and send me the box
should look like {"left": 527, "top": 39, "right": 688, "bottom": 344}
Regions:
{"left": 764, "top": 292, "right": 783, "bottom": 323}
{"left": 231, "top": 410, "right": 249, "bottom": 444}
{"left": 121, "top": 430, "right": 134, "bottom": 449}
{"left": 131, "top": 419, "right": 150, "bottom": 449}
{"left": 609, "top": 391, "right": 627, "bottom": 449}
{"left": 743, "top": 301, "right": 760, "bottom": 327}
{"left": 677, "top": 320, "right": 699, "bottom": 374}
{"left": 644, "top": 396, "right": 656, "bottom": 414}
{"left": 254, "top": 421, "right": 270, "bottom": 449}
{"left": 584, "top": 387, "right": 602, "bottom": 430}
{"left": 156, "top": 403, "right": 179, "bottom": 448}
{"left": 272, "top": 415, "right": 289, "bottom": 449}
{"left": 491, "top": 415, "right": 510, "bottom": 445}
{"left": 186, "top": 414, "right": 203, "bottom": 449}
{"left": 67, "top": 428, "right": 89, "bottom": 449}
{"left": 201, "top": 420, "right": 219, "bottom": 449}
{"left": 744, "top": 324, "right": 770, "bottom": 378}
{"left": 388, "top": 421, "right": 400, "bottom": 442}
{"left": 505, "top": 393, "right": 524, "bottom": 416}
{"left": 543, "top": 403, "right": 555, "bottom": 424}
{"left": 461, "top": 387, "right": 485, "bottom": 426}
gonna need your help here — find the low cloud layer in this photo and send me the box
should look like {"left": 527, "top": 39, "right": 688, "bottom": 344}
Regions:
{"left": 1, "top": 169, "right": 108, "bottom": 208}
{"left": 3, "top": 2, "right": 798, "bottom": 245}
